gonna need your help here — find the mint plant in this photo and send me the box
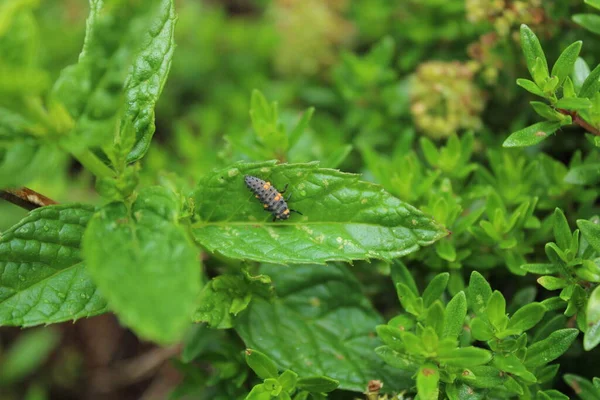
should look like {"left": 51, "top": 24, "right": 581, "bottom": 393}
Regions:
{"left": 1, "top": 1, "right": 600, "bottom": 399}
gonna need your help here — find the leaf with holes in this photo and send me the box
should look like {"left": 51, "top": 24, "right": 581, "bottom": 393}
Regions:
{"left": 0, "top": 205, "right": 107, "bottom": 326}
{"left": 235, "top": 264, "right": 412, "bottom": 392}
{"left": 191, "top": 161, "right": 447, "bottom": 264}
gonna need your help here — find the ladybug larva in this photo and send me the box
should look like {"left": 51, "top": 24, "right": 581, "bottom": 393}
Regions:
{"left": 244, "top": 175, "right": 302, "bottom": 221}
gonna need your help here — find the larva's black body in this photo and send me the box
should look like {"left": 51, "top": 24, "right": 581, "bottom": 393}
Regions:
{"left": 244, "top": 175, "right": 301, "bottom": 221}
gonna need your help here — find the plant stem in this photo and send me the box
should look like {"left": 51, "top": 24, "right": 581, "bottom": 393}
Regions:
{"left": 558, "top": 109, "right": 600, "bottom": 136}
{"left": 62, "top": 140, "right": 115, "bottom": 179}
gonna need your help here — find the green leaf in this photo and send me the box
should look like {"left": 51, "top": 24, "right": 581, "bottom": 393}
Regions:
{"left": 124, "top": 0, "right": 177, "bottom": 162}
{"left": 438, "top": 347, "right": 493, "bottom": 367}
{"left": 579, "top": 64, "right": 600, "bottom": 98}
{"left": 565, "top": 164, "right": 600, "bottom": 185}
{"left": 521, "top": 263, "right": 560, "bottom": 274}
{"left": 235, "top": 264, "right": 412, "bottom": 392}
{"left": 443, "top": 291, "right": 466, "bottom": 339}
{"left": 517, "top": 79, "right": 545, "bottom": 97}
{"left": 553, "top": 208, "right": 572, "bottom": 250}
{"left": 0, "top": 205, "right": 107, "bottom": 326}
{"left": 422, "top": 273, "right": 449, "bottom": 307}
{"left": 525, "top": 329, "right": 579, "bottom": 368}
{"left": 530, "top": 101, "right": 563, "bottom": 121}
{"left": 288, "top": 107, "right": 315, "bottom": 150}
{"left": 0, "top": 328, "right": 60, "bottom": 384}
{"left": 375, "top": 346, "right": 419, "bottom": 371}
{"left": 537, "top": 390, "right": 570, "bottom": 400}
{"left": 537, "top": 276, "right": 569, "bottom": 290}
{"left": 461, "top": 366, "right": 505, "bottom": 389}
{"left": 520, "top": 25, "right": 549, "bottom": 83}
{"left": 487, "top": 291, "right": 507, "bottom": 330}
{"left": 467, "top": 271, "right": 492, "bottom": 316}
{"left": 82, "top": 187, "right": 201, "bottom": 344}
{"left": 470, "top": 317, "right": 494, "bottom": 341}
{"left": 0, "top": 109, "right": 60, "bottom": 189}
{"left": 554, "top": 97, "right": 593, "bottom": 111}
{"left": 584, "top": 286, "right": 600, "bottom": 350}
{"left": 578, "top": 219, "right": 600, "bottom": 253}
{"left": 193, "top": 273, "right": 272, "bottom": 329}
{"left": 564, "top": 374, "right": 600, "bottom": 400}
{"left": 376, "top": 325, "right": 405, "bottom": 351}
{"left": 507, "top": 303, "right": 546, "bottom": 333}
{"left": 390, "top": 260, "right": 419, "bottom": 296}
{"left": 492, "top": 353, "right": 537, "bottom": 382}
{"left": 573, "top": 58, "right": 591, "bottom": 90}
{"left": 503, "top": 120, "right": 562, "bottom": 148}
{"left": 586, "top": 0, "right": 600, "bottom": 10}
{"left": 296, "top": 376, "right": 339, "bottom": 393}
{"left": 245, "top": 348, "right": 279, "bottom": 380}
{"left": 51, "top": 0, "right": 176, "bottom": 158}
{"left": 417, "top": 363, "right": 440, "bottom": 400}
{"left": 191, "top": 161, "right": 447, "bottom": 264}
{"left": 573, "top": 14, "right": 600, "bottom": 35}
{"left": 551, "top": 41, "right": 583, "bottom": 85}
{"left": 279, "top": 370, "right": 298, "bottom": 392}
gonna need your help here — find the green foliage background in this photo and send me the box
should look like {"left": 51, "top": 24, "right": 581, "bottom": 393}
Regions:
{"left": 2, "top": 0, "right": 600, "bottom": 399}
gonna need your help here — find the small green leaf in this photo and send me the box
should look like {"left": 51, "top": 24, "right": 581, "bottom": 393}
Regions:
{"left": 573, "top": 14, "right": 600, "bottom": 35}
{"left": 564, "top": 374, "right": 600, "bottom": 400}
{"left": 517, "top": 79, "right": 545, "bottom": 97}
{"left": 537, "top": 276, "right": 569, "bottom": 290}
{"left": 397, "top": 282, "right": 421, "bottom": 315}
{"left": 461, "top": 366, "right": 505, "bottom": 389}
{"left": 551, "top": 41, "right": 582, "bottom": 85}
{"left": 584, "top": 286, "right": 600, "bottom": 350}
{"left": 530, "top": 101, "right": 563, "bottom": 121}
{"left": 564, "top": 77, "right": 577, "bottom": 98}
{"left": 443, "top": 291, "right": 467, "bottom": 339}
{"left": 245, "top": 348, "right": 279, "bottom": 380}
{"left": 521, "top": 263, "right": 560, "bottom": 274}
{"left": 470, "top": 317, "right": 494, "bottom": 341}
{"left": 375, "top": 346, "right": 419, "bottom": 371}
{"left": 438, "top": 347, "right": 493, "bottom": 367}
{"left": 279, "top": 370, "right": 298, "bottom": 392}
{"left": 507, "top": 303, "right": 546, "bottom": 333}
{"left": 537, "top": 390, "right": 570, "bottom": 400}
{"left": 492, "top": 353, "right": 537, "bottom": 382}
{"left": 578, "top": 219, "right": 600, "bottom": 253}
{"left": 417, "top": 363, "right": 440, "bottom": 400}
{"left": 422, "top": 273, "right": 450, "bottom": 307}
{"left": 82, "top": 187, "right": 201, "bottom": 344}
{"left": 525, "top": 329, "right": 579, "bottom": 368}
{"left": 288, "top": 107, "right": 315, "bottom": 150}
{"left": 193, "top": 273, "right": 272, "bottom": 329}
{"left": 390, "top": 260, "right": 419, "bottom": 296}
{"left": 520, "top": 25, "right": 549, "bottom": 82}
{"left": 503, "top": 121, "right": 561, "bottom": 148}
{"left": 565, "top": 164, "right": 600, "bottom": 185}
{"left": 579, "top": 64, "right": 600, "bottom": 98}
{"left": 487, "top": 291, "right": 507, "bottom": 330}
{"left": 296, "top": 376, "right": 339, "bottom": 393}
{"left": 467, "top": 271, "right": 492, "bottom": 316}
{"left": 0, "top": 328, "right": 60, "bottom": 385}
{"left": 0, "top": 205, "right": 107, "bottom": 326}
{"left": 553, "top": 208, "right": 572, "bottom": 250}
{"left": 554, "top": 97, "right": 593, "bottom": 111}
{"left": 192, "top": 161, "right": 447, "bottom": 264}
{"left": 573, "top": 58, "right": 591, "bottom": 90}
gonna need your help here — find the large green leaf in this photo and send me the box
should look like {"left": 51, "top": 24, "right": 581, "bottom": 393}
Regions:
{"left": 191, "top": 161, "right": 447, "bottom": 264}
{"left": 51, "top": 0, "right": 176, "bottom": 160}
{"left": 0, "top": 204, "right": 107, "bottom": 326}
{"left": 82, "top": 186, "right": 201, "bottom": 344}
{"left": 235, "top": 264, "right": 412, "bottom": 392}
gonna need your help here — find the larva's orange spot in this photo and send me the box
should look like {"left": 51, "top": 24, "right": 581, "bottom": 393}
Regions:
{"left": 283, "top": 209, "right": 290, "bottom": 214}
{"left": 263, "top": 204, "right": 268, "bottom": 208}
{"left": 263, "top": 182, "right": 271, "bottom": 190}
{"left": 274, "top": 194, "right": 281, "bottom": 201}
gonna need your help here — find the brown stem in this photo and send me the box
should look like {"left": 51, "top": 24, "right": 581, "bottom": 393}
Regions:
{"left": 0, "top": 187, "right": 58, "bottom": 210}
{"left": 558, "top": 109, "right": 600, "bottom": 136}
